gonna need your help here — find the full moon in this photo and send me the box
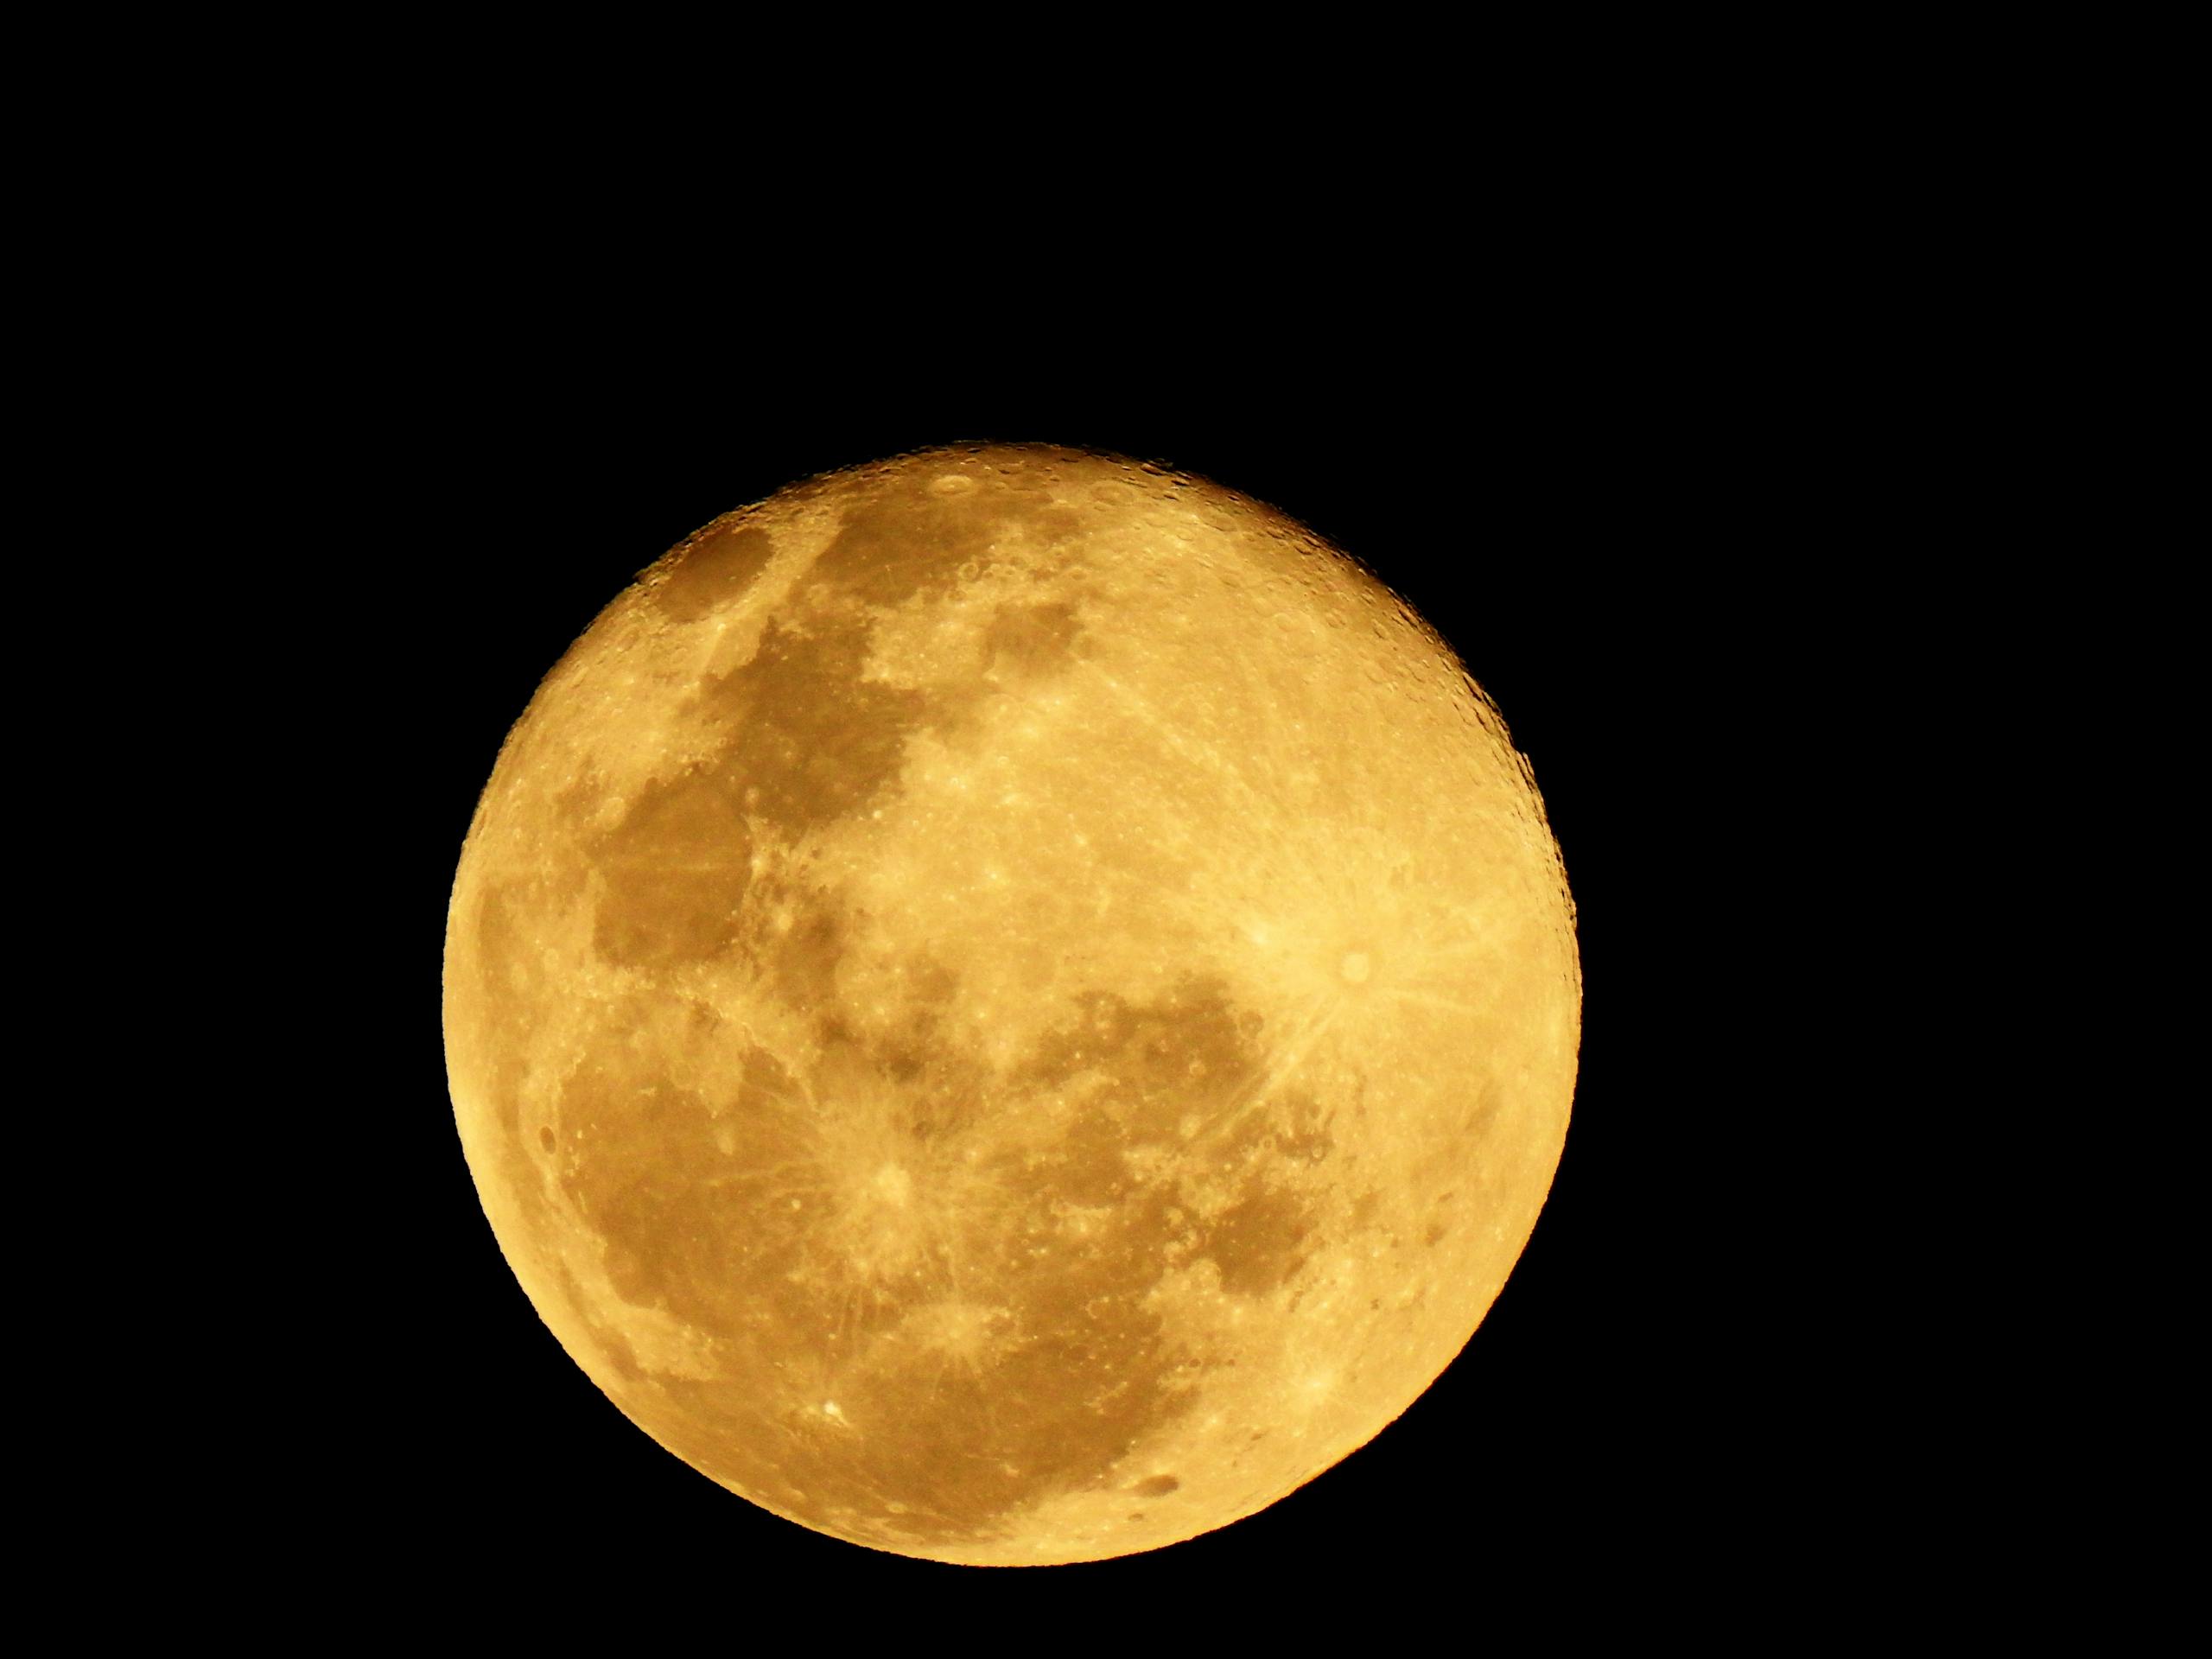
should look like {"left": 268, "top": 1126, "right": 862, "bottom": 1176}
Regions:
{"left": 443, "top": 445, "right": 1580, "bottom": 1565}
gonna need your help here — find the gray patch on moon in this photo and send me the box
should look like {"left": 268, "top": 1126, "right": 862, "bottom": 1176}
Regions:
{"left": 760, "top": 884, "right": 848, "bottom": 1020}
{"left": 1200, "top": 1182, "right": 1317, "bottom": 1296}
{"left": 588, "top": 764, "right": 753, "bottom": 969}
{"left": 559, "top": 1065, "right": 733, "bottom": 1321}
{"left": 1008, "top": 982, "right": 1333, "bottom": 1306}
{"left": 650, "top": 519, "right": 775, "bottom": 623}
{"left": 983, "top": 598, "right": 1085, "bottom": 681}
{"left": 693, "top": 616, "right": 922, "bottom": 838}
{"left": 1018, "top": 977, "right": 1268, "bottom": 1149}
{"left": 468, "top": 880, "right": 543, "bottom": 1133}
{"left": 805, "top": 465, "right": 1085, "bottom": 610}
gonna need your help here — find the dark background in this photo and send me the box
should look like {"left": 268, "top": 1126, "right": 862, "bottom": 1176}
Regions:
{"left": 310, "top": 317, "right": 1796, "bottom": 1618}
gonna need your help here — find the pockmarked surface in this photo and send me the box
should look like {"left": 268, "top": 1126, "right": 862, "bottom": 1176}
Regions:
{"left": 444, "top": 446, "right": 1580, "bottom": 1564}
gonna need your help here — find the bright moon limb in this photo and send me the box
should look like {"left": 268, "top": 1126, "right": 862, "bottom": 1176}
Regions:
{"left": 442, "top": 444, "right": 1580, "bottom": 1565}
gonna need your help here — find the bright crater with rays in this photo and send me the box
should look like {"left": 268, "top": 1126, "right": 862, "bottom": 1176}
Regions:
{"left": 443, "top": 445, "right": 1580, "bottom": 1564}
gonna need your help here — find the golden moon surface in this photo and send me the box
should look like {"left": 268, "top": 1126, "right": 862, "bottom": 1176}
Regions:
{"left": 443, "top": 445, "right": 1580, "bottom": 1565}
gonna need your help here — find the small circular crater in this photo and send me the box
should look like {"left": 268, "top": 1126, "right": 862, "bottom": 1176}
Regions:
{"left": 931, "top": 474, "right": 977, "bottom": 495}
{"left": 1340, "top": 950, "right": 1372, "bottom": 984}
